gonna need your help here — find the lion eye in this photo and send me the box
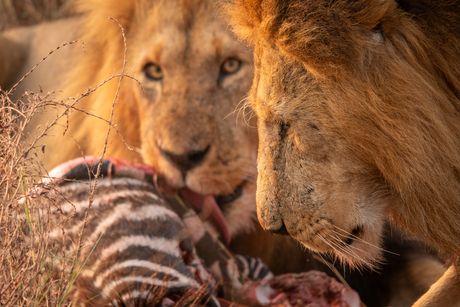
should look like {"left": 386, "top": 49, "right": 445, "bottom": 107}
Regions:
{"left": 143, "top": 63, "right": 164, "bottom": 81}
{"left": 220, "top": 58, "right": 241, "bottom": 75}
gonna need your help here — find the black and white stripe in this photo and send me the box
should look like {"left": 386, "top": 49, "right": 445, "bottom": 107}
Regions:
{"left": 48, "top": 175, "right": 219, "bottom": 307}
{"left": 36, "top": 157, "right": 273, "bottom": 307}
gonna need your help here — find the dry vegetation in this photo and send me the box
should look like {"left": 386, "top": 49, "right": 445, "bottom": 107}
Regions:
{"left": 1, "top": 3, "right": 111, "bottom": 305}
{"left": 0, "top": 83, "right": 73, "bottom": 306}
{"left": 0, "top": 3, "right": 75, "bottom": 305}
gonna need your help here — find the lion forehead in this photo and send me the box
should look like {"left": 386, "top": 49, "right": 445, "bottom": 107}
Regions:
{"left": 252, "top": 50, "right": 322, "bottom": 127}
{"left": 130, "top": 4, "right": 231, "bottom": 64}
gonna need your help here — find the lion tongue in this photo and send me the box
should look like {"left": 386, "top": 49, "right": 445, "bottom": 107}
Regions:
{"left": 180, "top": 188, "right": 231, "bottom": 245}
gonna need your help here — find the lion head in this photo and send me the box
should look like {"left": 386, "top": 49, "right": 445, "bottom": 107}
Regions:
{"left": 38, "top": 0, "right": 258, "bottom": 241}
{"left": 228, "top": 0, "right": 460, "bottom": 267}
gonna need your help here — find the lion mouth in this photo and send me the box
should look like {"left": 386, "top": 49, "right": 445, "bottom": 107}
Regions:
{"left": 179, "top": 181, "right": 245, "bottom": 245}
{"left": 215, "top": 182, "right": 244, "bottom": 207}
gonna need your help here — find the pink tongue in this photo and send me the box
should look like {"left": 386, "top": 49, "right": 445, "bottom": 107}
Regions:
{"left": 180, "top": 188, "right": 231, "bottom": 245}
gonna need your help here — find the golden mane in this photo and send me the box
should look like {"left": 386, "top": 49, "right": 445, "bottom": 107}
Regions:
{"left": 46, "top": 0, "right": 147, "bottom": 165}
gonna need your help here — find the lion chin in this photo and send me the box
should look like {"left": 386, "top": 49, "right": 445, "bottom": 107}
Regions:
{"left": 254, "top": 147, "right": 390, "bottom": 269}
{"left": 288, "top": 219, "right": 386, "bottom": 269}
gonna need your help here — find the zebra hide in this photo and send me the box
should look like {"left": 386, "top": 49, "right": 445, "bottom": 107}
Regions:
{"left": 27, "top": 156, "right": 272, "bottom": 307}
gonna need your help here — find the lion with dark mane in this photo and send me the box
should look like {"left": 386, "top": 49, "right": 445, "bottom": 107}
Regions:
{"left": 228, "top": 0, "right": 460, "bottom": 305}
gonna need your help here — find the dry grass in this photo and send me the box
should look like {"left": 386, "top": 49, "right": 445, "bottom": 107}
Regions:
{"left": 0, "top": 21, "right": 132, "bottom": 304}
{"left": 0, "top": 10, "right": 126, "bottom": 305}
{"left": 0, "top": 0, "right": 69, "bottom": 31}
{"left": 0, "top": 80, "right": 72, "bottom": 306}
{"left": 1, "top": 5, "right": 72, "bottom": 305}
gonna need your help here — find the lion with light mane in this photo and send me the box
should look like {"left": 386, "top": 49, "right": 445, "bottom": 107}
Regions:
{"left": 0, "top": 0, "right": 451, "bottom": 305}
{"left": 2, "top": 0, "right": 259, "bottom": 240}
{"left": 228, "top": 0, "right": 460, "bottom": 305}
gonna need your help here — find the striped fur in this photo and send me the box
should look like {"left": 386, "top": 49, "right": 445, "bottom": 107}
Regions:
{"left": 49, "top": 176, "right": 218, "bottom": 306}
{"left": 37, "top": 157, "right": 272, "bottom": 306}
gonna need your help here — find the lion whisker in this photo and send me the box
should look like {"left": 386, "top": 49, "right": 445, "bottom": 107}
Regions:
{"left": 323, "top": 234, "right": 373, "bottom": 267}
{"left": 317, "top": 234, "right": 347, "bottom": 260}
{"left": 223, "top": 100, "right": 244, "bottom": 121}
{"left": 330, "top": 234, "right": 377, "bottom": 260}
{"left": 330, "top": 228, "right": 379, "bottom": 250}
{"left": 235, "top": 96, "right": 250, "bottom": 113}
{"left": 331, "top": 226, "right": 399, "bottom": 256}
{"left": 319, "top": 237, "right": 369, "bottom": 270}
{"left": 225, "top": 96, "right": 255, "bottom": 128}
{"left": 331, "top": 226, "right": 387, "bottom": 251}
{"left": 327, "top": 235, "right": 358, "bottom": 258}
{"left": 315, "top": 235, "right": 342, "bottom": 270}
{"left": 329, "top": 234, "right": 385, "bottom": 270}
{"left": 245, "top": 112, "right": 257, "bottom": 128}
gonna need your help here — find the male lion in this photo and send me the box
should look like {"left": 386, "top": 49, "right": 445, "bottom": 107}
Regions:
{"left": 2, "top": 0, "right": 258, "bottom": 241}
{"left": 0, "top": 0, "right": 448, "bottom": 305}
{"left": 228, "top": 0, "right": 460, "bottom": 305}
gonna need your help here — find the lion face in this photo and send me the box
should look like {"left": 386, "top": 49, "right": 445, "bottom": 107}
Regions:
{"left": 125, "top": 0, "right": 258, "bottom": 238}
{"left": 252, "top": 48, "right": 389, "bottom": 266}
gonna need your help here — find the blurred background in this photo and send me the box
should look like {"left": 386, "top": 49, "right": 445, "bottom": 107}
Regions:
{"left": 0, "top": 0, "right": 69, "bottom": 31}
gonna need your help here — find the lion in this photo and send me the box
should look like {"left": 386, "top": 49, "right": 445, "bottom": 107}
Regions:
{"left": 228, "top": 0, "right": 460, "bottom": 305}
{"left": 0, "top": 0, "right": 449, "bottom": 305}
{"left": 2, "top": 0, "right": 259, "bottom": 241}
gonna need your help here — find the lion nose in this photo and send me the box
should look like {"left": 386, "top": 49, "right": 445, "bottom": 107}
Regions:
{"left": 160, "top": 145, "right": 210, "bottom": 174}
{"left": 259, "top": 214, "right": 291, "bottom": 236}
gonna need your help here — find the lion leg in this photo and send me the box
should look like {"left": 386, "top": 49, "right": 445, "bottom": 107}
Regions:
{"left": 412, "top": 265, "right": 460, "bottom": 307}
